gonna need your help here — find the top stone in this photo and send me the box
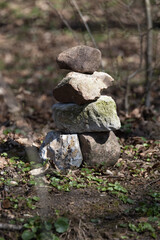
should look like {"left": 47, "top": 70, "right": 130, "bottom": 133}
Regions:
{"left": 56, "top": 45, "right": 102, "bottom": 73}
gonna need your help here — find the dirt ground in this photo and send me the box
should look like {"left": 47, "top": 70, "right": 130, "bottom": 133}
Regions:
{"left": 0, "top": 1, "right": 160, "bottom": 239}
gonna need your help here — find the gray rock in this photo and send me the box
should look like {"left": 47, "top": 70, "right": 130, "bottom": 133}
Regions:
{"left": 56, "top": 45, "right": 101, "bottom": 73}
{"left": 79, "top": 131, "right": 120, "bottom": 168}
{"left": 53, "top": 71, "right": 114, "bottom": 105}
{"left": 39, "top": 131, "right": 83, "bottom": 170}
{"left": 52, "top": 96, "right": 121, "bottom": 133}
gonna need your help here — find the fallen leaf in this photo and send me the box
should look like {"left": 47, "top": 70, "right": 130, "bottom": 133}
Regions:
{"left": 2, "top": 199, "right": 11, "bottom": 209}
{"left": 0, "top": 157, "right": 8, "bottom": 169}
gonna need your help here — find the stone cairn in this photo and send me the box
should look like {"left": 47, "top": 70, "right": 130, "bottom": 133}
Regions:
{"left": 40, "top": 45, "right": 121, "bottom": 171}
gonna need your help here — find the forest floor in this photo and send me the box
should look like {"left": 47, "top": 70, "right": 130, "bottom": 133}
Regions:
{"left": 0, "top": 123, "right": 160, "bottom": 240}
{"left": 0, "top": 0, "right": 160, "bottom": 239}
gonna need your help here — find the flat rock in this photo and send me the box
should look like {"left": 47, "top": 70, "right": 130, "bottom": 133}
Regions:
{"left": 56, "top": 45, "right": 101, "bottom": 73}
{"left": 52, "top": 96, "right": 121, "bottom": 133}
{"left": 39, "top": 131, "right": 83, "bottom": 171}
{"left": 53, "top": 71, "right": 114, "bottom": 105}
{"left": 79, "top": 131, "right": 120, "bottom": 168}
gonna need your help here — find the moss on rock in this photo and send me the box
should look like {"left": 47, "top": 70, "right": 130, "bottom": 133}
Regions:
{"left": 52, "top": 96, "right": 121, "bottom": 133}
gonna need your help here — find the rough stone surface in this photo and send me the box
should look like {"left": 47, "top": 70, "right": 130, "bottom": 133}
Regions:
{"left": 79, "top": 131, "right": 120, "bottom": 168}
{"left": 53, "top": 71, "right": 114, "bottom": 105}
{"left": 56, "top": 45, "right": 101, "bottom": 73}
{"left": 52, "top": 96, "right": 121, "bottom": 133}
{"left": 39, "top": 131, "right": 83, "bottom": 170}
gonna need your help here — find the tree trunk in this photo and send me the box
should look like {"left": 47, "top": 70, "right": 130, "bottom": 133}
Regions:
{"left": 144, "top": 0, "right": 153, "bottom": 108}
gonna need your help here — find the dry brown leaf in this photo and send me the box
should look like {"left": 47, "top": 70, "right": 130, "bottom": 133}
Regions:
{"left": 2, "top": 199, "right": 11, "bottom": 209}
{"left": 0, "top": 157, "right": 8, "bottom": 169}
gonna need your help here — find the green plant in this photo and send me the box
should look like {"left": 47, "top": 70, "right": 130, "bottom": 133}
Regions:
{"left": 135, "top": 201, "right": 160, "bottom": 217}
{"left": 22, "top": 217, "right": 59, "bottom": 240}
{"left": 121, "top": 236, "right": 128, "bottom": 239}
{"left": 21, "top": 216, "right": 69, "bottom": 240}
{"left": 28, "top": 176, "right": 36, "bottom": 186}
{"left": 107, "top": 181, "right": 128, "bottom": 193}
{"left": 149, "top": 191, "right": 160, "bottom": 201}
{"left": 104, "top": 181, "right": 134, "bottom": 204}
{"left": 1, "top": 152, "right": 8, "bottom": 157}
{"left": 26, "top": 196, "right": 40, "bottom": 210}
{"left": 129, "top": 222, "right": 156, "bottom": 238}
{"left": 48, "top": 168, "right": 103, "bottom": 191}
{"left": 6, "top": 195, "right": 39, "bottom": 210}
{"left": 54, "top": 217, "right": 69, "bottom": 233}
{"left": 46, "top": 169, "right": 134, "bottom": 205}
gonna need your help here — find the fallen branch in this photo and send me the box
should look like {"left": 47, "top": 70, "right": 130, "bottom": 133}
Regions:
{"left": 0, "top": 223, "right": 23, "bottom": 231}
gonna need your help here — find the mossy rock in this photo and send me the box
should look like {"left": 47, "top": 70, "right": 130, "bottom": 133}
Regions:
{"left": 52, "top": 96, "right": 121, "bottom": 133}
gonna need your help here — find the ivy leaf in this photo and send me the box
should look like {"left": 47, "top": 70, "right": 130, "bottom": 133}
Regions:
{"left": 44, "top": 221, "right": 52, "bottom": 231}
{"left": 21, "top": 230, "right": 35, "bottom": 240}
{"left": 32, "top": 196, "right": 40, "bottom": 202}
{"left": 54, "top": 217, "right": 69, "bottom": 233}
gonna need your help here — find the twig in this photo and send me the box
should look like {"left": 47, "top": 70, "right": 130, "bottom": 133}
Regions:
{"left": 124, "top": 2, "right": 144, "bottom": 115}
{"left": 145, "top": 177, "right": 160, "bottom": 188}
{"left": 116, "top": 0, "right": 133, "bottom": 8}
{"left": 46, "top": 0, "right": 80, "bottom": 43}
{"left": 69, "top": 0, "right": 98, "bottom": 49}
{"left": 106, "top": 176, "right": 124, "bottom": 179}
{"left": 77, "top": 219, "right": 88, "bottom": 240}
{"left": 0, "top": 223, "right": 23, "bottom": 231}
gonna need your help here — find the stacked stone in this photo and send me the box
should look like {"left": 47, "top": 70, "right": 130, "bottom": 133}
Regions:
{"left": 40, "top": 45, "right": 121, "bottom": 171}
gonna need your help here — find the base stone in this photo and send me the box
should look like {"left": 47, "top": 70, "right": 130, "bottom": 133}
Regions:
{"left": 79, "top": 131, "right": 120, "bottom": 168}
{"left": 39, "top": 131, "right": 83, "bottom": 171}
